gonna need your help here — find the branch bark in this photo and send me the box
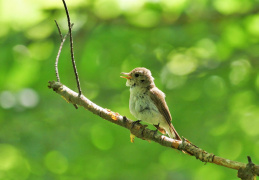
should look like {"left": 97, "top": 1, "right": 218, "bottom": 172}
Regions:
{"left": 48, "top": 80, "right": 259, "bottom": 179}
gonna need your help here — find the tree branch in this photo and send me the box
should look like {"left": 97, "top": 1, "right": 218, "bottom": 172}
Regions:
{"left": 48, "top": 81, "right": 259, "bottom": 178}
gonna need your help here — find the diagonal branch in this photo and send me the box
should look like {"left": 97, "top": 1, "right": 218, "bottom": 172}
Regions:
{"left": 48, "top": 80, "right": 259, "bottom": 178}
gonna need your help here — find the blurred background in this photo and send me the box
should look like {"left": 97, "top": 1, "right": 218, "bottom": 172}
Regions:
{"left": 1, "top": 0, "right": 259, "bottom": 179}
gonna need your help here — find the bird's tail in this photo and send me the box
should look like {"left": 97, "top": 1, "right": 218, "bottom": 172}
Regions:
{"left": 168, "top": 124, "right": 182, "bottom": 141}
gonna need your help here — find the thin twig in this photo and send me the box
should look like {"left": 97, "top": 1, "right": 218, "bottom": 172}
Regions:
{"left": 61, "top": 0, "right": 82, "bottom": 96}
{"left": 54, "top": 21, "right": 74, "bottom": 82}
{"left": 54, "top": 21, "right": 64, "bottom": 82}
{"left": 54, "top": 20, "right": 63, "bottom": 40}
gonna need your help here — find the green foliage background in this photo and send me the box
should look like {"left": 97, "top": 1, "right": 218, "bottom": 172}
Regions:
{"left": 0, "top": 0, "right": 259, "bottom": 179}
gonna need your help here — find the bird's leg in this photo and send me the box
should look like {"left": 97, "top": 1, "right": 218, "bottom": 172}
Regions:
{"left": 152, "top": 123, "right": 160, "bottom": 138}
{"left": 131, "top": 120, "right": 148, "bottom": 137}
{"left": 153, "top": 123, "right": 166, "bottom": 134}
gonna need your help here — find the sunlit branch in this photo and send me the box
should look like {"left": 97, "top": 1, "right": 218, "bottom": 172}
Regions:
{"left": 48, "top": 80, "right": 259, "bottom": 179}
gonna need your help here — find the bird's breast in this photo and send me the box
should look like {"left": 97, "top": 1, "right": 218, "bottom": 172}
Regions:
{"left": 129, "top": 87, "right": 161, "bottom": 124}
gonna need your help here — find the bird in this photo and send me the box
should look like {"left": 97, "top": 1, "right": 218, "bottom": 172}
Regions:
{"left": 121, "top": 67, "right": 181, "bottom": 140}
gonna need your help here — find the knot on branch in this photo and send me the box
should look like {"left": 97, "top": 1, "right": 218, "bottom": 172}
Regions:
{"left": 238, "top": 156, "right": 256, "bottom": 180}
{"left": 179, "top": 138, "right": 214, "bottom": 163}
{"left": 48, "top": 81, "right": 62, "bottom": 92}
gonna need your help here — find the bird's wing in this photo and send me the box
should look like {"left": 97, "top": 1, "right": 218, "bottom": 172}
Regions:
{"left": 149, "top": 87, "right": 172, "bottom": 125}
{"left": 150, "top": 87, "right": 181, "bottom": 140}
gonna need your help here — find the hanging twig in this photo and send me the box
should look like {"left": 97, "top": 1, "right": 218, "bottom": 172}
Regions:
{"left": 54, "top": 20, "right": 63, "bottom": 41}
{"left": 54, "top": 19, "right": 77, "bottom": 108}
{"left": 61, "top": 0, "right": 82, "bottom": 96}
{"left": 54, "top": 20, "right": 74, "bottom": 83}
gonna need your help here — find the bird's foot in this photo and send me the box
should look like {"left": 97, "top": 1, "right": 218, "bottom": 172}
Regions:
{"left": 141, "top": 124, "right": 148, "bottom": 137}
{"left": 131, "top": 120, "right": 142, "bottom": 129}
{"left": 131, "top": 120, "right": 148, "bottom": 137}
{"left": 152, "top": 128, "right": 159, "bottom": 138}
{"left": 153, "top": 123, "right": 166, "bottom": 134}
{"left": 131, "top": 120, "right": 148, "bottom": 138}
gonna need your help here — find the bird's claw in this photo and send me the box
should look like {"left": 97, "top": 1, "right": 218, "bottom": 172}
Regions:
{"left": 141, "top": 124, "right": 148, "bottom": 137}
{"left": 152, "top": 129, "right": 159, "bottom": 138}
{"left": 131, "top": 120, "right": 142, "bottom": 129}
{"left": 153, "top": 123, "right": 166, "bottom": 134}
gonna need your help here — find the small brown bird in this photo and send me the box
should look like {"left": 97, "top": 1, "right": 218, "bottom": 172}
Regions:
{"left": 121, "top": 67, "right": 181, "bottom": 140}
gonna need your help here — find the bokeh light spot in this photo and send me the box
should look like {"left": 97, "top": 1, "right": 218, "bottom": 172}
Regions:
{"left": 204, "top": 76, "right": 226, "bottom": 98}
{"left": 216, "top": 40, "right": 232, "bottom": 61}
{"left": 6, "top": 48, "right": 40, "bottom": 90}
{"left": 0, "top": 144, "right": 20, "bottom": 170}
{"left": 161, "top": 0, "right": 187, "bottom": 13}
{"left": 0, "top": 144, "right": 31, "bottom": 179}
{"left": 118, "top": 0, "right": 145, "bottom": 12}
{"left": 229, "top": 59, "right": 250, "bottom": 86}
{"left": 239, "top": 106, "right": 259, "bottom": 136}
{"left": 161, "top": 67, "right": 187, "bottom": 89}
{"left": 128, "top": 10, "right": 160, "bottom": 28}
{"left": 213, "top": 0, "right": 248, "bottom": 15}
{"left": 218, "top": 140, "right": 242, "bottom": 160}
{"left": 13, "top": 44, "right": 30, "bottom": 57}
{"left": 94, "top": 0, "right": 121, "bottom": 19}
{"left": 195, "top": 38, "right": 216, "bottom": 59}
{"left": 246, "top": 15, "right": 259, "bottom": 36}
{"left": 18, "top": 88, "right": 39, "bottom": 108}
{"left": 223, "top": 25, "right": 246, "bottom": 48}
{"left": 0, "top": 91, "right": 16, "bottom": 109}
{"left": 1, "top": 0, "right": 44, "bottom": 29}
{"left": 29, "top": 41, "right": 54, "bottom": 61}
{"left": 25, "top": 23, "right": 53, "bottom": 40}
{"left": 167, "top": 53, "right": 197, "bottom": 76}
{"left": 229, "top": 91, "right": 255, "bottom": 114}
{"left": 44, "top": 150, "right": 68, "bottom": 174}
{"left": 91, "top": 124, "right": 114, "bottom": 150}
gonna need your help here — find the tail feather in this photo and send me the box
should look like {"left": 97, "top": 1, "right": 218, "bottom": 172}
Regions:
{"left": 168, "top": 124, "right": 182, "bottom": 141}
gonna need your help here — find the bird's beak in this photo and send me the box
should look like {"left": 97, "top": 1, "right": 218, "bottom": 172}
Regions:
{"left": 120, "top": 72, "right": 132, "bottom": 80}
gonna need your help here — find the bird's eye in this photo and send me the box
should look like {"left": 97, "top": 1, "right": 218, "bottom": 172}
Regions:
{"left": 141, "top": 80, "right": 145, "bottom": 83}
{"left": 135, "top": 74, "right": 139, "bottom": 77}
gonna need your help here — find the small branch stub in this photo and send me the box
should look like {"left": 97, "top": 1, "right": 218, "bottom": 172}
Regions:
{"left": 238, "top": 156, "right": 256, "bottom": 180}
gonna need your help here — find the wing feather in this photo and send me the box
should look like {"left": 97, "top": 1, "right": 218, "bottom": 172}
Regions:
{"left": 149, "top": 87, "right": 172, "bottom": 125}
{"left": 149, "top": 87, "right": 181, "bottom": 140}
